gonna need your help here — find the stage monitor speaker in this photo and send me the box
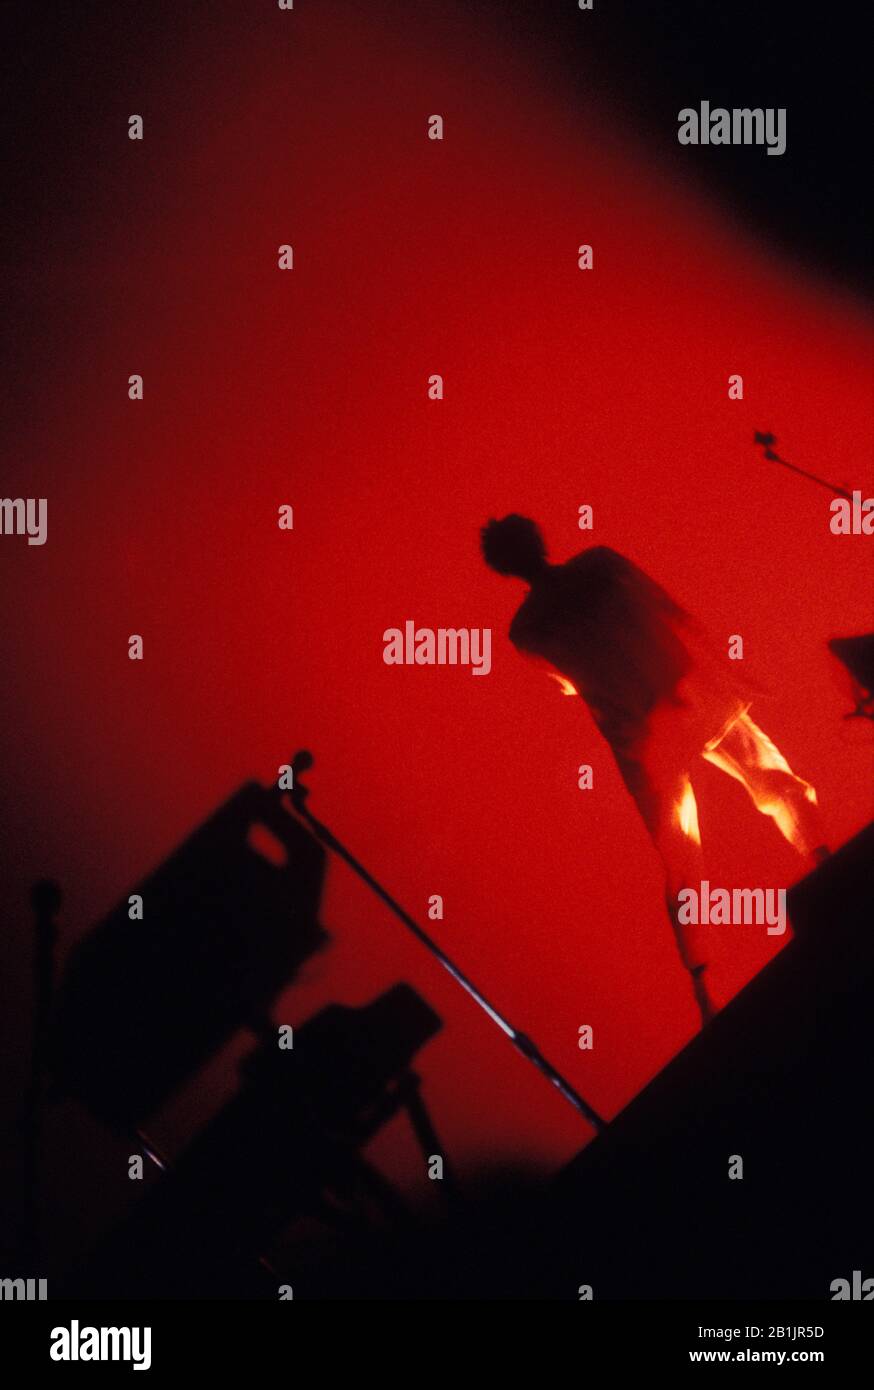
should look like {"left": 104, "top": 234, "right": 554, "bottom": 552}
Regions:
{"left": 52, "top": 782, "right": 328, "bottom": 1129}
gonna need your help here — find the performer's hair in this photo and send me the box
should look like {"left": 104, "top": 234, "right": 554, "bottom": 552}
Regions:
{"left": 480, "top": 514, "right": 547, "bottom": 580}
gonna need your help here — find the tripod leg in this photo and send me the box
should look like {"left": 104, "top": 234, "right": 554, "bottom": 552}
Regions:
{"left": 395, "top": 1071, "right": 458, "bottom": 1202}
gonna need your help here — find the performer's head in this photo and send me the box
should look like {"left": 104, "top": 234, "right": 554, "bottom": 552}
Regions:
{"left": 480, "top": 514, "right": 547, "bottom": 582}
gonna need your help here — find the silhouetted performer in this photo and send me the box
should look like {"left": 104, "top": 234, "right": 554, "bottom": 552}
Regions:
{"left": 481, "top": 516, "right": 828, "bottom": 1025}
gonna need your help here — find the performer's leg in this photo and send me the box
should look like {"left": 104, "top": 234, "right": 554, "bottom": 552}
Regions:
{"left": 633, "top": 764, "right": 715, "bottom": 1026}
{"left": 702, "top": 712, "right": 828, "bottom": 863}
{"left": 648, "top": 777, "right": 705, "bottom": 963}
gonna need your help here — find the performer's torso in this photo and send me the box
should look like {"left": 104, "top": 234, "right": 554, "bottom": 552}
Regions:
{"left": 509, "top": 547, "right": 737, "bottom": 753}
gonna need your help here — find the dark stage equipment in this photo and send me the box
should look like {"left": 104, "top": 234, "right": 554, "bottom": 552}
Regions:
{"left": 41, "top": 771, "right": 873, "bottom": 1299}
{"left": 46, "top": 776, "right": 455, "bottom": 1297}
{"left": 223, "top": 824, "right": 874, "bottom": 1300}
{"left": 51, "top": 780, "right": 329, "bottom": 1130}
{"left": 829, "top": 634, "right": 874, "bottom": 721}
{"left": 62, "top": 985, "right": 443, "bottom": 1299}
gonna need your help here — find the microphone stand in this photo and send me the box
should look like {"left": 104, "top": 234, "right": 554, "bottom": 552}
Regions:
{"left": 286, "top": 751, "right": 605, "bottom": 1133}
{"left": 753, "top": 431, "right": 853, "bottom": 500}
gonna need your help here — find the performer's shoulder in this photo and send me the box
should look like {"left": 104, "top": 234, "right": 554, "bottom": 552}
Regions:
{"left": 564, "top": 544, "right": 627, "bottom": 573}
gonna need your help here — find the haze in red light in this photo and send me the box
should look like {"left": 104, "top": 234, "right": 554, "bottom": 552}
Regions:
{"left": 1, "top": 0, "right": 871, "bottom": 1210}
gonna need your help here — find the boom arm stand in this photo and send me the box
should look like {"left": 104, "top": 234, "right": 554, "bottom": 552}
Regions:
{"left": 287, "top": 751, "right": 605, "bottom": 1133}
